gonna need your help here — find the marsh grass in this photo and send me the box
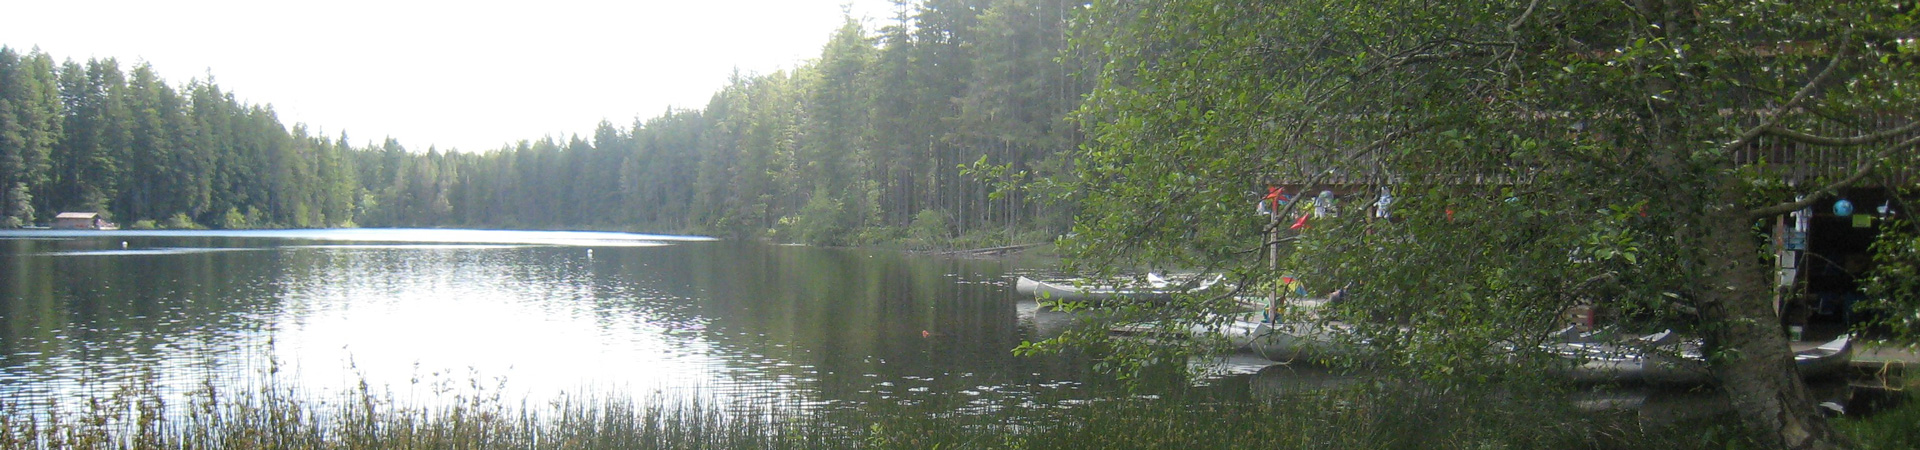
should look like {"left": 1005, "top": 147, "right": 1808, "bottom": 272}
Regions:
{"left": 0, "top": 370, "right": 1758, "bottom": 450}
{"left": 1838, "top": 397, "right": 1920, "bottom": 450}
{"left": 1836, "top": 375, "right": 1919, "bottom": 450}
{"left": 0, "top": 371, "right": 837, "bottom": 450}
{"left": 993, "top": 383, "right": 1741, "bottom": 450}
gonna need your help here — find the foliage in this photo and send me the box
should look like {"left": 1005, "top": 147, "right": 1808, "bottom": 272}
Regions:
{"left": 0, "top": 50, "right": 363, "bottom": 229}
{"left": 0, "top": 48, "right": 60, "bottom": 220}
{"left": 1860, "top": 218, "right": 1920, "bottom": 348}
{"left": 162, "top": 212, "right": 202, "bottom": 230}
{"left": 1048, "top": 0, "right": 1915, "bottom": 447}
{"left": 1, "top": 182, "right": 30, "bottom": 227}
{"left": 788, "top": 187, "right": 852, "bottom": 246}
{"left": 905, "top": 209, "right": 952, "bottom": 250}
{"left": 218, "top": 206, "right": 260, "bottom": 230}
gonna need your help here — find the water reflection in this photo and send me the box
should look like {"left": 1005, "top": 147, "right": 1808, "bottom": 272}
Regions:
{"left": 0, "top": 230, "right": 1099, "bottom": 416}
{"left": 35, "top": 247, "right": 264, "bottom": 256}
{"left": 2, "top": 228, "right": 710, "bottom": 246}
{"left": 269, "top": 246, "right": 725, "bottom": 405}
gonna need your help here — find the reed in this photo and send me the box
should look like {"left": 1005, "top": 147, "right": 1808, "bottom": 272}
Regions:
{"left": 0, "top": 372, "right": 1759, "bottom": 450}
{"left": 0, "top": 372, "right": 838, "bottom": 450}
{"left": 1835, "top": 376, "right": 1920, "bottom": 450}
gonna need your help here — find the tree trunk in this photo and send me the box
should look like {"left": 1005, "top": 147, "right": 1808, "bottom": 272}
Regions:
{"left": 1698, "top": 180, "right": 1848, "bottom": 450}
{"left": 1628, "top": 1, "right": 1847, "bottom": 445}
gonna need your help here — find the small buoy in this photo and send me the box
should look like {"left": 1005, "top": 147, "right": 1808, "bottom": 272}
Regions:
{"left": 921, "top": 330, "right": 931, "bottom": 338}
{"left": 121, "top": 241, "right": 128, "bottom": 249}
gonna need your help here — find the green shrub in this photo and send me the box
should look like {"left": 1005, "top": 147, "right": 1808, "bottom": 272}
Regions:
{"left": 793, "top": 188, "right": 851, "bottom": 246}
{"left": 853, "top": 225, "right": 904, "bottom": 247}
{"left": 905, "top": 209, "right": 952, "bottom": 250}
{"left": 220, "top": 207, "right": 251, "bottom": 229}
{"left": 163, "top": 213, "right": 204, "bottom": 230}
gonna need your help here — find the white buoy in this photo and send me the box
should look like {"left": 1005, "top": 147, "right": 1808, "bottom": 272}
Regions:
{"left": 122, "top": 241, "right": 128, "bottom": 249}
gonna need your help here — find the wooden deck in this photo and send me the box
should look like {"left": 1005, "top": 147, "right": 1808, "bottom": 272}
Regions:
{"left": 1851, "top": 343, "right": 1918, "bottom": 369}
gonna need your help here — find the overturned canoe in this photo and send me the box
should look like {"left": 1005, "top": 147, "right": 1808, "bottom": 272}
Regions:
{"left": 1015, "top": 275, "right": 1206, "bottom": 304}
{"left": 1790, "top": 336, "right": 1855, "bottom": 379}
{"left": 1549, "top": 332, "right": 1851, "bottom": 385}
{"left": 1231, "top": 320, "right": 1367, "bottom": 363}
{"left": 1224, "top": 320, "right": 1853, "bottom": 385}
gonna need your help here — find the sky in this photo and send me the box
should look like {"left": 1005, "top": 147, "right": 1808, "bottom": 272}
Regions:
{"left": 2, "top": 0, "right": 899, "bottom": 152}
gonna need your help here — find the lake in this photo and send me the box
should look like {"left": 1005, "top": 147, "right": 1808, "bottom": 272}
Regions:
{"left": 0, "top": 229, "right": 1263, "bottom": 416}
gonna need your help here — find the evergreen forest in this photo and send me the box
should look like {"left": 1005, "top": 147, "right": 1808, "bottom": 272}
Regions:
{"left": 0, "top": 0, "right": 1086, "bottom": 246}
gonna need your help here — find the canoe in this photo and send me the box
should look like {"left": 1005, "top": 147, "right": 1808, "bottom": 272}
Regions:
{"left": 1231, "top": 320, "right": 1367, "bottom": 363}
{"left": 1551, "top": 330, "right": 1712, "bottom": 385}
{"left": 1549, "top": 332, "right": 1851, "bottom": 385}
{"left": 1015, "top": 299, "right": 1079, "bottom": 339}
{"left": 1015, "top": 275, "right": 1212, "bottom": 304}
{"left": 1790, "top": 335, "right": 1855, "bottom": 380}
{"left": 1225, "top": 320, "right": 1853, "bottom": 385}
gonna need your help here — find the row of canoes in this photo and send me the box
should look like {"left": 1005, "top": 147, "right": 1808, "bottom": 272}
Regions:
{"left": 1014, "top": 275, "right": 1855, "bottom": 385}
{"left": 1546, "top": 328, "right": 1853, "bottom": 385}
{"left": 1227, "top": 319, "right": 1854, "bottom": 384}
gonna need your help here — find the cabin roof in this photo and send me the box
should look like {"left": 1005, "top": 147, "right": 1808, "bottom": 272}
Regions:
{"left": 54, "top": 212, "right": 99, "bottom": 220}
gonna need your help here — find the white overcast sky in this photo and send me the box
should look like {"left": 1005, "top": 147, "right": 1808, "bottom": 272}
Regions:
{"left": 2, "top": 0, "right": 899, "bottom": 152}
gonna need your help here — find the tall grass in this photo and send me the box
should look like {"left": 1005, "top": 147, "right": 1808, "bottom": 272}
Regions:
{"left": 0, "top": 373, "right": 834, "bottom": 450}
{"left": 1835, "top": 374, "right": 1919, "bottom": 450}
{"left": 989, "top": 384, "right": 1743, "bottom": 450}
{"left": 0, "top": 370, "right": 1768, "bottom": 450}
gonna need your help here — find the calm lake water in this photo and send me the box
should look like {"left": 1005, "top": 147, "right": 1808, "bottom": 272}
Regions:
{"left": 0, "top": 229, "right": 1265, "bottom": 415}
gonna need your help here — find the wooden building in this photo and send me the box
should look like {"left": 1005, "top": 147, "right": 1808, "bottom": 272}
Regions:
{"left": 53, "top": 212, "right": 114, "bottom": 230}
{"left": 1252, "top": 114, "right": 1918, "bottom": 331}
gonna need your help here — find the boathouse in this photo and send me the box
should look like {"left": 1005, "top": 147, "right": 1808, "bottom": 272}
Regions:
{"left": 53, "top": 212, "right": 111, "bottom": 230}
{"left": 1253, "top": 114, "right": 1918, "bottom": 336}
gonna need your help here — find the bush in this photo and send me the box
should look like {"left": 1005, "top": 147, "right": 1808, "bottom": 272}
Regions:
{"left": 164, "top": 213, "right": 204, "bottom": 230}
{"left": 905, "top": 209, "right": 952, "bottom": 250}
{"left": 853, "top": 225, "right": 904, "bottom": 247}
{"left": 793, "top": 189, "right": 851, "bottom": 246}
{"left": 220, "top": 207, "right": 256, "bottom": 229}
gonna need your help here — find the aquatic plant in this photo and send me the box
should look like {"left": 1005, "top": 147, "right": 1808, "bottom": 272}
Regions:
{"left": 0, "top": 370, "right": 1787, "bottom": 450}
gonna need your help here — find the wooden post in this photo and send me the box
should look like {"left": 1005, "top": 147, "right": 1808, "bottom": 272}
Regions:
{"left": 1269, "top": 207, "right": 1282, "bottom": 322}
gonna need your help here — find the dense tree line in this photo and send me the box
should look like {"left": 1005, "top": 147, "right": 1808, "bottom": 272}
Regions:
{"left": 1, "top": 0, "right": 1089, "bottom": 244}
{"left": 1047, "top": 0, "right": 1915, "bottom": 448}
{"left": 359, "top": 0, "right": 1091, "bottom": 244}
{"left": 1, "top": 48, "right": 358, "bottom": 229}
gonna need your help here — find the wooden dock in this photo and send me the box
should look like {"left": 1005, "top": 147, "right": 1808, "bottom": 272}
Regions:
{"left": 1851, "top": 343, "right": 1917, "bottom": 369}
{"left": 936, "top": 243, "right": 1044, "bottom": 257}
